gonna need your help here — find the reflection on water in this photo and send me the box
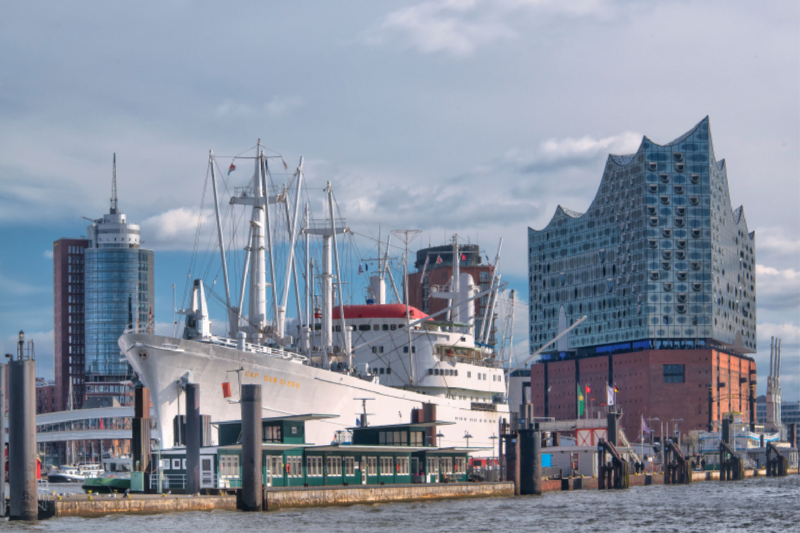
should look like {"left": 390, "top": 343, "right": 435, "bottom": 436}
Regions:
{"left": 4, "top": 475, "right": 798, "bottom": 532}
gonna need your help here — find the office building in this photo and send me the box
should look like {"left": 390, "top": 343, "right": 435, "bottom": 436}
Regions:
{"left": 53, "top": 237, "right": 90, "bottom": 411}
{"left": 526, "top": 118, "right": 757, "bottom": 435}
{"left": 83, "top": 161, "right": 154, "bottom": 406}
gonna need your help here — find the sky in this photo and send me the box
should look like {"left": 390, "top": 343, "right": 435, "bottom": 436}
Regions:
{"left": 0, "top": 0, "right": 797, "bottom": 399}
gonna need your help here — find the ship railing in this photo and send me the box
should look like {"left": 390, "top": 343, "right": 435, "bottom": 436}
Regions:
{"left": 435, "top": 353, "right": 502, "bottom": 368}
{"left": 149, "top": 473, "right": 230, "bottom": 491}
{"left": 200, "top": 336, "right": 308, "bottom": 363}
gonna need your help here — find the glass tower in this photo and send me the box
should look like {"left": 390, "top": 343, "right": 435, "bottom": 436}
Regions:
{"left": 528, "top": 117, "right": 756, "bottom": 357}
{"left": 83, "top": 159, "right": 154, "bottom": 405}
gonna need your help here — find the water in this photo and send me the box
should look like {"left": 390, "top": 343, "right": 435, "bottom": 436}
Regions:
{"left": 5, "top": 476, "right": 799, "bottom": 532}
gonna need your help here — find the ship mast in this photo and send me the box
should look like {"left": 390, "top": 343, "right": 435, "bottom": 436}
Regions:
{"left": 392, "top": 229, "right": 422, "bottom": 384}
{"left": 208, "top": 150, "right": 234, "bottom": 335}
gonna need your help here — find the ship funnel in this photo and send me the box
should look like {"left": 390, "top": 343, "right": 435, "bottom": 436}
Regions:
{"left": 182, "top": 279, "right": 211, "bottom": 339}
{"left": 368, "top": 275, "right": 386, "bottom": 304}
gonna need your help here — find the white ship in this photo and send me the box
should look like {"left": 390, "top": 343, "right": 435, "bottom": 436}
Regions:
{"left": 120, "top": 143, "right": 511, "bottom": 455}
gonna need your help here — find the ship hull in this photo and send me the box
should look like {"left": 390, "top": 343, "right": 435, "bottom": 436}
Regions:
{"left": 120, "top": 333, "right": 507, "bottom": 456}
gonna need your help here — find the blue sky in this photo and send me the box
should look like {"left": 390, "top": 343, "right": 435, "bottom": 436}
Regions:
{"left": 0, "top": 0, "right": 797, "bottom": 399}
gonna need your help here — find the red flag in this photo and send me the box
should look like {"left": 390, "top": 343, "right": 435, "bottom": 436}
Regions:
{"left": 228, "top": 162, "right": 236, "bottom": 175}
{"left": 436, "top": 255, "right": 443, "bottom": 264}
{"left": 461, "top": 253, "right": 466, "bottom": 261}
{"left": 586, "top": 386, "right": 591, "bottom": 394}
{"left": 283, "top": 159, "right": 288, "bottom": 170}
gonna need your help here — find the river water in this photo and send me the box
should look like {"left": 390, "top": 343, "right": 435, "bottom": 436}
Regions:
{"left": 5, "top": 475, "right": 799, "bottom": 532}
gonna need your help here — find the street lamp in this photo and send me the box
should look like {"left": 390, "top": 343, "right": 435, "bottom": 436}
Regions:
{"left": 489, "top": 434, "right": 498, "bottom": 473}
{"left": 436, "top": 432, "right": 444, "bottom": 449}
{"left": 463, "top": 432, "right": 473, "bottom": 449}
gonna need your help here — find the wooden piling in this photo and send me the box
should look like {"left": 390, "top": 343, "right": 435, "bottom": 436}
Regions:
{"left": 240, "top": 384, "right": 263, "bottom": 511}
{"left": 185, "top": 383, "right": 200, "bottom": 495}
{"left": 8, "top": 358, "right": 37, "bottom": 521}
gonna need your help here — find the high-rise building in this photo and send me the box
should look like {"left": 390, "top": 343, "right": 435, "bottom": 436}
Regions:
{"left": 526, "top": 118, "right": 757, "bottom": 435}
{"left": 53, "top": 237, "right": 90, "bottom": 411}
{"left": 83, "top": 160, "right": 154, "bottom": 407}
{"left": 408, "top": 243, "right": 497, "bottom": 346}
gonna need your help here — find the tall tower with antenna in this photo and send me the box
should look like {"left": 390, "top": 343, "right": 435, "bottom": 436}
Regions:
{"left": 110, "top": 153, "right": 118, "bottom": 214}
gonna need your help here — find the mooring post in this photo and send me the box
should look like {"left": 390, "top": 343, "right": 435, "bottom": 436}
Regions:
{"left": 607, "top": 410, "right": 620, "bottom": 447}
{"left": 503, "top": 433, "right": 520, "bottom": 496}
{"left": 8, "top": 349, "right": 37, "bottom": 521}
{"left": 532, "top": 429, "right": 542, "bottom": 495}
{"left": 518, "top": 428, "right": 541, "bottom": 495}
{"left": 0, "top": 363, "right": 6, "bottom": 518}
{"left": 241, "top": 384, "right": 263, "bottom": 511}
{"left": 185, "top": 383, "right": 201, "bottom": 495}
{"left": 132, "top": 387, "right": 152, "bottom": 492}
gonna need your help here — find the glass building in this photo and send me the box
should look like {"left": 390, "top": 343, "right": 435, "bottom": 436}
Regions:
{"left": 83, "top": 168, "right": 154, "bottom": 406}
{"left": 528, "top": 117, "right": 756, "bottom": 357}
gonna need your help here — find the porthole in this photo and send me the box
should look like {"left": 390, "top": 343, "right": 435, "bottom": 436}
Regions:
{"left": 659, "top": 174, "right": 669, "bottom": 183}
{"left": 690, "top": 174, "right": 700, "bottom": 184}
{"left": 660, "top": 196, "right": 670, "bottom": 205}
{"left": 677, "top": 240, "right": 687, "bottom": 249}
{"left": 663, "top": 229, "right": 672, "bottom": 238}
{"left": 677, "top": 271, "right": 687, "bottom": 281}
{"left": 689, "top": 197, "right": 699, "bottom": 206}
{"left": 675, "top": 217, "right": 685, "bottom": 227}
{"left": 691, "top": 262, "right": 701, "bottom": 271}
{"left": 691, "top": 229, "right": 701, "bottom": 238}
{"left": 674, "top": 185, "right": 684, "bottom": 195}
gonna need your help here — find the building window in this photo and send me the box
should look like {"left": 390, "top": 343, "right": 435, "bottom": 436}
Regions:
{"left": 663, "top": 364, "right": 685, "bottom": 383}
{"left": 380, "top": 457, "right": 393, "bottom": 476}
{"left": 326, "top": 456, "right": 342, "bottom": 476}
{"left": 396, "top": 457, "right": 409, "bottom": 475}
{"left": 263, "top": 425, "right": 282, "bottom": 442}
{"left": 307, "top": 456, "right": 323, "bottom": 477}
{"left": 288, "top": 456, "right": 302, "bottom": 478}
{"left": 344, "top": 457, "right": 355, "bottom": 476}
{"left": 367, "top": 457, "right": 378, "bottom": 476}
{"left": 220, "top": 455, "right": 239, "bottom": 477}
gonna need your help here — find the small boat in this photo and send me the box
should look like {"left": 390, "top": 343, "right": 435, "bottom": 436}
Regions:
{"left": 48, "top": 463, "right": 104, "bottom": 483}
{"left": 82, "top": 473, "right": 131, "bottom": 493}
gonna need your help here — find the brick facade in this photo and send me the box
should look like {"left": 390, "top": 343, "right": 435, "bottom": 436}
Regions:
{"left": 530, "top": 349, "right": 756, "bottom": 437}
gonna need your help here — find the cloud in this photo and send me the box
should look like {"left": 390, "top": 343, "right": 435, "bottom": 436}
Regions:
{"left": 362, "top": 0, "right": 621, "bottom": 56}
{"left": 755, "top": 264, "right": 800, "bottom": 311}
{"left": 265, "top": 96, "right": 304, "bottom": 117}
{"left": 0, "top": 272, "right": 48, "bottom": 296}
{"left": 139, "top": 207, "right": 213, "bottom": 251}
{"left": 363, "top": 0, "right": 516, "bottom": 56}
{"left": 214, "top": 99, "right": 255, "bottom": 119}
{"left": 43, "top": 250, "right": 53, "bottom": 259}
{"left": 754, "top": 227, "right": 800, "bottom": 255}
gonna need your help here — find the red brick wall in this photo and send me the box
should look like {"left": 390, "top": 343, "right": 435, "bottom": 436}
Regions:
{"left": 578, "top": 357, "right": 610, "bottom": 419}
{"left": 547, "top": 360, "right": 578, "bottom": 420}
{"left": 530, "top": 365, "right": 545, "bottom": 417}
{"left": 528, "top": 349, "right": 757, "bottom": 438}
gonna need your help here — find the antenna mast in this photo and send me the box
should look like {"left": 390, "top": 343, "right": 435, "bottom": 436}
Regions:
{"left": 110, "top": 153, "right": 118, "bottom": 214}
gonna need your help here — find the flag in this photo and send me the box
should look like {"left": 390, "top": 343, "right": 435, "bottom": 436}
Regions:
{"left": 358, "top": 263, "right": 364, "bottom": 275}
{"left": 282, "top": 158, "right": 288, "bottom": 170}
{"left": 365, "top": 263, "right": 369, "bottom": 271}
{"left": 641, "top": 415, "right": 651, "bottom": 435}
{"left": 461, "top": 253, "right": 466, "bottom": 261}
{"left": 577, "top": 384, "right": 585, "bottom": 417}
{"left": 355, "top": 417, "right": 361, "bottom": 427}
{"left": 436, "top": 255, "right": 443, "bottom": 265}
{"left": 607, "top": 385, "right": 616, "bottom": 406}
{"left": 485, "top": 254, "right": 490, "bottom": 263}
{"left": 420, "top": 255, "right": 430, "bottom": 284}
{"left": 586, "top": 385, "right": 591, "bottom": 394}
{"left": 228, "top": 161, "right": 236, "bottom": 175}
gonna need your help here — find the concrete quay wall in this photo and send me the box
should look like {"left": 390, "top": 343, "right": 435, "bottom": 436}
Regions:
{"left": 263, "top": 482, "right": 515, "bottom": 510}
{"left": 40, "top": 494, "right": 237, "bottom": 518}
